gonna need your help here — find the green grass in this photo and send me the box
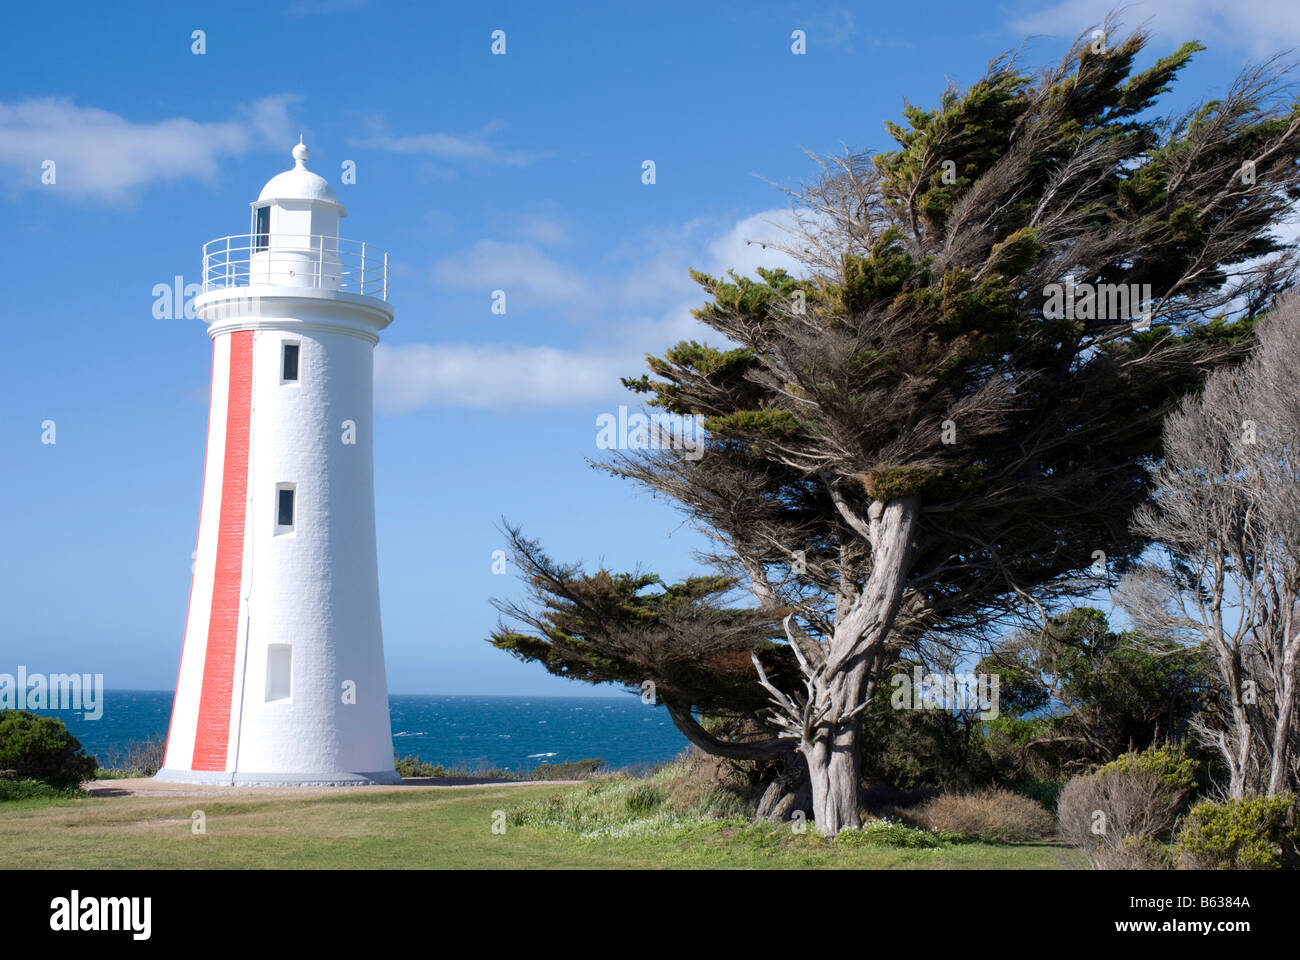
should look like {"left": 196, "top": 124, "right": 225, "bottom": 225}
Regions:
{"left": 0, "top": 779, "right": 85, "bottom": 803}
{"left": 0, "top": 782, "right": 1085, "bottom": 869}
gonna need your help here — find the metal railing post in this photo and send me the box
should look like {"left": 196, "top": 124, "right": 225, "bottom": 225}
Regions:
{"left": 360, "top": 241, "right": 366, "bottom": 294}
{"left": 383, "top": 252, "right": 388, "bottom": 301}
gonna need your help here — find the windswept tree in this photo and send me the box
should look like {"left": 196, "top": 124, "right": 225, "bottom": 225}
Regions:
{"left": 1119, "top": 295, "right": 1300, "bottom": 798}
{"left": 608, "top": 19, "right": 1300, "bottom": 833}
{"left": 488, "top": 526, "right": 814, "bottom": 817}
{"left": 980, "top": 607, "right": 1207, "bottom": 771}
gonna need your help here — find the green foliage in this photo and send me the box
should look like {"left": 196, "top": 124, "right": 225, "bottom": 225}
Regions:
{"left": 980, "top": 608, "right": 1207, "bottom": 772}
{"left": 1057, "top": 744, "right": 1198, "bottom": 861}
{"left": 506, "top": 759, "right": 755, "bottom": 838}
{"left": 531, "top": 758, "right": 605, "bottom": 780}
{"left": 626, "top": 785, "right": 664, "bottom": 816}
{"left": 393, "top": 755, "right": 518, "bottom": 780}
{"left": 394, "top": 755, "right": 443, "bottom": 777}
{"left": 1176, "top": 795, "right": 1300, "bottom": 869}
{"left": 0, "top": 711, "right": 97, "bottom": 790}
{"left": 1013, "top": 779, "right": 1068, "bottom": 813}
{"left": 860, "top": 708, "right": 996, "bottom": 792}
{"left": 1099, "top": 744, "right": 1198, "bottom": 794}
{"left": 0, "top": 778, "right": 84, "bottom": 803}
{"left": 705, "top": 408, "right": 802, "bottom": 441}
{"left": 834, "top": 818, "right": 972, "bottom": 848}
{"left": 488, "top": 528, "right": 795, "bottom": 721}
{"left": 862, "top": 466, "right": 936, "bottom": 502}
{"left": 1103, "top": 835, "right": 1177, "bottom": 870}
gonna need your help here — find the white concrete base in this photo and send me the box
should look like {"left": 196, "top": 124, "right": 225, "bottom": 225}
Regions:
{"left": 154, "top": 767, "right": 402, "bottom": 787}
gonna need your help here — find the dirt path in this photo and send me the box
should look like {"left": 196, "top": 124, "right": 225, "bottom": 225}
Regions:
{"left": 83, "top": 776, "right": 582, "bottom": 799}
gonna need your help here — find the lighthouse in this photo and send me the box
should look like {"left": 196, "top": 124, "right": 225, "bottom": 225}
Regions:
{"left": 157, "top": 142, "right": 400, "bottom": 785}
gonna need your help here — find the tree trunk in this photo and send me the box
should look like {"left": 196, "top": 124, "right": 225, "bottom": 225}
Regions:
{"left": 804, "top": 721, "right": 862, "bottom": 835}
{"left": 1267, "top": 642, "right": 1298, "bottom": 796}
{"left": 755, "top": 751, "right": 812, "bottom": 822}
{"left": 801, "top": 497, "right": 916, "bottom": 836}
{"left": 1228, "top": 665, "right": 1253, "bottom": 799}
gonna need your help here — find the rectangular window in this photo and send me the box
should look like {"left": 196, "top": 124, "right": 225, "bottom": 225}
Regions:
{"left": 276, "top": 485, "right": 295, "bottom": 530}
{"left": 266, "top": 644, "right": 292, "bottom": 702}
{"left": 282, "top": 342, "right": 300, "bottom": 382}
{"left": 254, "top": 205, "right": 270, "bottom": 252}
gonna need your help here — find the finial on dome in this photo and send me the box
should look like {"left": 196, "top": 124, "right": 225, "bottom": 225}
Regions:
{"left": 292, "top": 137, "right": 310, "bottom": 167}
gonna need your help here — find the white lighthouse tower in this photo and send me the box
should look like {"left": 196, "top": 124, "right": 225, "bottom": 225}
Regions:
{"left": 157, "top": 142, "right": 400, "bottom": 785}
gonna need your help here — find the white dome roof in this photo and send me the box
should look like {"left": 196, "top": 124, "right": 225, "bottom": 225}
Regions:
{"left": 257, "top": 141, "right": 345, "bottom": 212}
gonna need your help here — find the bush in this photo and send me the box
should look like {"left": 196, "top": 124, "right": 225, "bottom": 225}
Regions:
{"left": 395, "top": 755, "right": 444, "bottom": 778}
{"left": 626, "top": 785, "right": 664, "bottom": 816}
{"left": 507, "top": 757, "right": 754, "bottom": 836}
{"left": 1096, "top": 835, "right": 1175, "bottom": 871}
{"left": 0, "top": 778, "right": 84, "bottom": 803}
{"left": 531, "top": 758, "right": 604, "bottom": 780}
{"left": 833, "top": 818, "right": 970, "bottom": 849}
{"left": 0, "top": 711, "right": 97, "bottom": 789}
{"left": 1057, "top": 744, "right": 1196, "bottom": 868}
{"left": 913, "top": 788, "right": 1055, "bottom": 842}
{"left": 1014, "top": 779, "right": 1067, "bottom": 812}
{"left": 393, "top": 755, "right": 517, "bottom": 779}
{"left": 98, "top": 736, "right": 165, "bottom": 777}
{"left": 1175, "top": 795, "right": 1300, "bottom": 870}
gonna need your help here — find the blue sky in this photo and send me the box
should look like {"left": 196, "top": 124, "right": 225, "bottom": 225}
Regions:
{"left": 0, "top": 0, "right": 1291, "bottom": 695}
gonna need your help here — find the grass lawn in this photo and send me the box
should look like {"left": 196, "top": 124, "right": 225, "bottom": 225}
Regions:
{"left": 0, "top": 783, "right": 1086, "bottom": 869}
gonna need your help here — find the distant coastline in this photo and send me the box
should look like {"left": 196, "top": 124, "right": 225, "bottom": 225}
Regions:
{"left": 43, "top": 691, "right": 688, "bottom": 773}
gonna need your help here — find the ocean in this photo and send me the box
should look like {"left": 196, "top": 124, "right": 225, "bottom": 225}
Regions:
{"left": 46, "top": 691, "right": 690, "bottom": 774}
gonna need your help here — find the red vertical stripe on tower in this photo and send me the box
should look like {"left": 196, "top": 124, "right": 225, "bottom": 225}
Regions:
{"left": 191, "top": 330, "right": 253, "bottom": 771}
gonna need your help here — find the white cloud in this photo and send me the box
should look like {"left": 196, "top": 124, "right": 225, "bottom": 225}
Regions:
{"left": 432, "top": 240, "right": 595, "bottom": 307}
{"left": 1008, "top": 0, "right": 1300, "bottom": 56}
{"left": 379, "top": 209, "right": 808, "bottom": 412}
{"left": 375, "top": 342, "right": 628, "bottom": 413}
{"left": 349, "top": 122, "right": 543, "bottom": 167}
{"left": 703, "top": 209, "right": 805, "bottom": 278}
{"left": 0, "top": 95, "right": 300, "bottom": 202}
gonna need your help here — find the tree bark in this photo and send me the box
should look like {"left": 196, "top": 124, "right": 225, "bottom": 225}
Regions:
{"left": 755, "top": 751, "right": 812, "bottom": 822}
{"left": 661, "top": 699, "right": 791, "bottom": 761}
{"left": 1267, "top": 639, "right": 1298, "bottom": 796}
{"left": 800, "top": 496, "right": 918, "bottom": 836}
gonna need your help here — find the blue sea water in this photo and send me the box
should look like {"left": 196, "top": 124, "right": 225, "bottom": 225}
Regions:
{"left": 46, "top": 691, "right": 689, "bottom": 773}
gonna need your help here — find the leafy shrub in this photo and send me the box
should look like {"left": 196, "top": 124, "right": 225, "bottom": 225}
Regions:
{"left": 626, "top": 785, "right": 664, "bottom": 816}
{"left": 1175, "top": 794, "right": 1300, "bottom": 870}
{"left": 833, "top": 818, "right": 970, "bottom": 849}
{"left": 507, "top": 758, "right": 753, "bottom": 837}
{"left": 1102, "top": 744, "right": 1197, "bottom": 791}
{"left": 1014, "top": 779, "right": 1067, "bottom": 812}
{"left": 913, "top": 788, "right": 1055, "bottom": 842}
{"left": 395, "top": 755, "right": 444, "bottom": 778}
{"left": 0, "top": 711, "right": 97, "bottom": 789}
{"left": 1096, "top": 835, "right": 1175, "bottom": 870}
{"left": 394, "top": 755, "right": 517, "bottom": 779}
{"left": 531, "top": 758, "right": 604, "bottom": 780}
{"left": 1057, "top": 744, "right": 1196, "bottom": 868}
{"left": 0, "top": 778, "right": 84, "bottom": 803}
